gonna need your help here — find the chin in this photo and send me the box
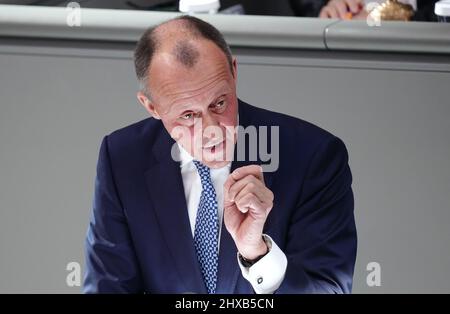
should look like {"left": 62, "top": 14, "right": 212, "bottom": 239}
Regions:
{"left": 206, "top": 160, "right": 231, "bottom": 169}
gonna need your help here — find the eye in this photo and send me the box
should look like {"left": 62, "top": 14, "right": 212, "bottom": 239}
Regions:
{"left": 180, "top": 113, "right": 193, "bottom": 120}
{"left": 212, "top": 100, "right": 226, "bottom": 111}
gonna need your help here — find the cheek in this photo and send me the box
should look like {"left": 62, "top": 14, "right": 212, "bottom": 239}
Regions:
{"left": 162, "top": 120, "right": 176, "bottom": 137}
{"left": 221, "top": 100, "right": 238, "bottom": 126}
{"left": 168, "top": 122, "right": 199, "bottom": 156}
{"left": 165, "top": 119, "right": 193, "bottom": 143}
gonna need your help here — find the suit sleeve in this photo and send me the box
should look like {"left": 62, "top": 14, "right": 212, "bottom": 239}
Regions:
{"left": 277, "top": 136, "right": 357, "bottom": 293}
{"left": 83, "top": 136, "right": 143, "bottom": 293}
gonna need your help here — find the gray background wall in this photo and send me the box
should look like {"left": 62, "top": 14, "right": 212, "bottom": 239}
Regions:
{"left": 0, "top": 37, "right": 449, "bottom": 293}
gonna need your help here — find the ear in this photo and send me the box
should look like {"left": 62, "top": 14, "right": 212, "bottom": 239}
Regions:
{"left": 231, "top": 56, "right": 237, "bottom": 81}
{"left": 137, "top": 91, "right": 161, "bottom": 120}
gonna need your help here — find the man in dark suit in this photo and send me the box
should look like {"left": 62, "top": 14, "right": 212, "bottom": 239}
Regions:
{"left": 83, "top": 15, "right": 357, "bottom": 294}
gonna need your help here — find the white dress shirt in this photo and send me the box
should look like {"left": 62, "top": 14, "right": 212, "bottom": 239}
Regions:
{"left": 177, "top": 144, "right": 287, "bottom": 294}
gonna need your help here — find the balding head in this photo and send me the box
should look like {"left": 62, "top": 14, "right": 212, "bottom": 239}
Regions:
{"left": 134, "top": 16, "right": 233, "bottom": 98}
{"left": 172, "top": 40, "right": 200, "bottom": 68}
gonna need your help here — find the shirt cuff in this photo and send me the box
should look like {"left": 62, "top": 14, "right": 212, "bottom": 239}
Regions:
{"left": 237, "top": 234, "right": 288, "bottom": 294}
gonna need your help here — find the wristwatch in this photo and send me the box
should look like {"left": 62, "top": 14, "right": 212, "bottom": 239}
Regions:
{"left": 238, "top": 235, "right": 270, "bottom": 268}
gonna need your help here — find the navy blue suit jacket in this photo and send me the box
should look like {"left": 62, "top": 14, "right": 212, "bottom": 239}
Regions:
{"left": 84, "top": 99, "right": 357, "bottom": 293}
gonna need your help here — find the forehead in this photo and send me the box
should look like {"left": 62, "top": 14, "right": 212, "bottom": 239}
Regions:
{"left": 148, "top": 39, "right": 233, "bottom": 109}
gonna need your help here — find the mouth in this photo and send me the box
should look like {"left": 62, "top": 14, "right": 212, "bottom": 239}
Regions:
{"left": 203, "top": 140, "right": 224, "bottom": 154}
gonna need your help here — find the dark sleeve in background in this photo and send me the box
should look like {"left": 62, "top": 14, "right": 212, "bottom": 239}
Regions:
{"left": 289, "top": 0, "right": 328, "bottom": 17}
{"left": 221, "top": 0, "right": 295, "bottom": 16}
{"left": 413, "top": 0, "right": 439, "bottom": 21}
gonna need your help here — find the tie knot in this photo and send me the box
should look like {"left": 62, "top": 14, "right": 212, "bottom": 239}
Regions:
{"left": 193, "top": 160, "right": 213, "bottom": 186}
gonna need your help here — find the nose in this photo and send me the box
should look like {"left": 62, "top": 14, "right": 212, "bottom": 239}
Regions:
{"left": 200, "top": 113, "right": 222, "bottom": 147}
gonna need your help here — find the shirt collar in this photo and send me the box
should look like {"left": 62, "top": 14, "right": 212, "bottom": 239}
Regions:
{"left": 177, "top": 143, "right": 194, "bottom": 168}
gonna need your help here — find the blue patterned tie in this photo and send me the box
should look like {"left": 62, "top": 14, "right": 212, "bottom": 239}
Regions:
{"left": 193, "top": 160, "right": 219, "bottom": 294}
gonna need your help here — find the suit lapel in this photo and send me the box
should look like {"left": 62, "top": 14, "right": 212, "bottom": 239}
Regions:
{"left": 144, "top": 127, "right": 207, "bottom": 294}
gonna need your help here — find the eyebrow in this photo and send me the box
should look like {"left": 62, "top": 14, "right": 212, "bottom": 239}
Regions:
{"left": 209, "top": 94, "right": 227, "bottom": 104}
{"left": 177, "top": 93, "right": 227, "bottom": 116}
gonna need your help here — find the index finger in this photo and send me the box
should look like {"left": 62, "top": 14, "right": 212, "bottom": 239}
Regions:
{"left": 230, "top": 165, "right": 263, "bottom": 182}
{"left": 223, "top": 173, "right": 237, "bottom": 202}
